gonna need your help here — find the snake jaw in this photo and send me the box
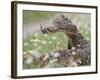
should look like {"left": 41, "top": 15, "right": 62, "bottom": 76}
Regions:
{"left": 40, "top": 25, "right": 60, "bottom": 34}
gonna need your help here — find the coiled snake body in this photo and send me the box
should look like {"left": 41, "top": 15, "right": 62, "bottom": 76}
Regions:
{"left": 40, "top": 15, "right": 91, "bottom": 67}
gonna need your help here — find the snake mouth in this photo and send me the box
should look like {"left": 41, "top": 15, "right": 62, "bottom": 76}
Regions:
{"left": 40, "top": 25, "right": 66, "bottom": 34}
{"left": 40, "top": 25, "right": 58, "bottom": 34}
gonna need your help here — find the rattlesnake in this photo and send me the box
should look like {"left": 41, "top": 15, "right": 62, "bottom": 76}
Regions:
{"left": 40, "top": 15, "right": 91, "bottom": 67}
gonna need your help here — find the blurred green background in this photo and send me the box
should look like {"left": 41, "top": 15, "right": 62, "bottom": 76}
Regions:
{"left": 23, "top": 10, "right": 91, "bottom": 69}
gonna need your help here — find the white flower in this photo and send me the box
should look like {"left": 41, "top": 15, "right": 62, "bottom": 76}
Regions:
{"left": 24, "top": 42, "right": 28, "bottom": 46}
{"left": 26, "top": 57, "right": 33, "bottom": 64}
{"left": 52, "top": 37, "right": 56, "bottom": 40}
{"left": 29, "top": 50, "right": 33, "bottom": 54}
{"left": 57, "top": 41, "right": 61, "bottom": 45}
{"left": 33, "top": 39, "right": 40, "bottom": 42}
{"left": 30, "top": 39, "right": 34, "bottom": 42}
{"left": 42, "top": 41, "right": 47, "bottom": 44}
{"left": 23, "top": 52, "right": 26, "bottom": 54}
{"left": 33, "top": 43, "right": 38, "bottom": 46}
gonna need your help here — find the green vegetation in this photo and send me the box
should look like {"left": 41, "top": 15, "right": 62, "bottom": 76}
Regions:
{"left": 23, "top": 32, "right": 68, "bottom": 54}
{"left": 23, "top": 11, "right": 55, "bottom": 24}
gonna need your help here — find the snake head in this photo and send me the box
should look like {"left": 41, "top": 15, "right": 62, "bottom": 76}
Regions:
{"left": 40, "top": 15, "right": 78, "bottom": 35}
